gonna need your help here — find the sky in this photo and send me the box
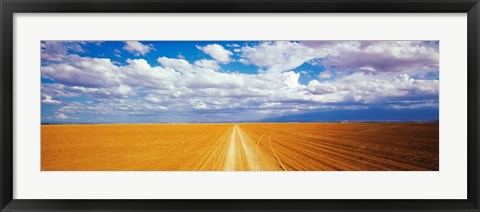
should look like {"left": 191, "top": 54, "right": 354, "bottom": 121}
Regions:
{"left": 41, "top": 41, "right": 439, "bottom": 123}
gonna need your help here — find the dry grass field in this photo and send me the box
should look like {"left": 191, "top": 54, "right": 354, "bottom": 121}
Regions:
{"left": 42, "top": 123, "right": 438, "bottom": 171}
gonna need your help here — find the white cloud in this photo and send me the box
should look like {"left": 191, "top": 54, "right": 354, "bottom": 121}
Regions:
{"left": 157, "top": 57, "right": 194, "bottom": 73}
{"left": 123, "top": 41, "right": 154, "bottom": 56}
{"left": 227, "top": 43, "right": 240, "bottom": 48}
{"left": 124, "top": 58, "right": 180, "bottom": 90}
{"left": 319, "top": 71, "right": 332, "bottom": 80}
{"left": 145, "top": 95, "right": 162, "bottom": 103}
{"left": 55, "top": 113, "right": 69, "bottom": 119}
{"left": 41, "top": 95, "right": 62, "bottom": 104}
{"left": 42, "top": 83, "right": 79, "bottom": 98}
{"left": 41, "top": 41, "right": 86, "bottom": 61}
{"left": 389, "top": 101, "right": 438, "bottom": 109}
{"left": 42, "top": 55, "right": 439, "bottom": 116}
{"left": 307, "top": 73, "right": 439, "bottom": 103}
{"left": 239, "top": 41, "right": 329, "bottom": 74}
{"left": 54, "top": 112, "right": 78, "bottom": 120}
{"left": 196, "top": 44, "right": 233, "bottom": 64}
{"left": 41, "top": 55, "right": 122, "bottom": 88}
{"left": 306, "top": 41, "right": 439, "bottom": 75}
{"left": 194, "top": 59, "right": 220, "bottom": 70}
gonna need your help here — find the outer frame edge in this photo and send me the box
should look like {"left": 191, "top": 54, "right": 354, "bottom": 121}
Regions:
{"left": 0, "top": 0, "right": 14, "bottom": 211}
{"left": 467, "top": 1, "right": 480, "bottom": 211}
{"left": 1, "top": 0, "right": 479, "bottom": 212}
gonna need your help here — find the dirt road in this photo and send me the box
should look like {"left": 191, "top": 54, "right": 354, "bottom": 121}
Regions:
{"left": 197, "top": 125, "right": 280, "bottom": 171}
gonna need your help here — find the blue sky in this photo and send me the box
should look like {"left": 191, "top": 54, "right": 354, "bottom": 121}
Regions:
{"left": 41, "top": 41, "right": 439, "bottom": 123}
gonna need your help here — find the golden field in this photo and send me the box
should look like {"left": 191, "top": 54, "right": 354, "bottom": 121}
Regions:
{"left": 41, "top": 123, "right": 438, "bottom": 171}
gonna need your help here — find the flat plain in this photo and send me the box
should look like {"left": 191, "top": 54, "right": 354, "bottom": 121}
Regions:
{"left": 41, "top": 123, "right": 439, "bottom": 171}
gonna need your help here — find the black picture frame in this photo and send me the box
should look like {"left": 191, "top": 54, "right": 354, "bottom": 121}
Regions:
{"left": 1, "top": 0, "right": 479, "bottom": 211}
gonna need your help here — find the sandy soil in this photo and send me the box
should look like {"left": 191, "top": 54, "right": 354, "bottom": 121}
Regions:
{"left": 41, "top": 123, "right": 438, "bottom": 171}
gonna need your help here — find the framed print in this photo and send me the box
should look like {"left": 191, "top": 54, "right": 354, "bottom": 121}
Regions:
{"left": 1, "top": 0, "right": 479, "bottom": 211}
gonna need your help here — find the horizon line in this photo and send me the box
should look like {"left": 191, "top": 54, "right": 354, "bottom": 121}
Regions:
{"left": 41, "top": 120, "right": 440, "bottom": 125}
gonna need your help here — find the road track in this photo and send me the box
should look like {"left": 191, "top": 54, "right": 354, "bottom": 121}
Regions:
{"left": 222, "top": 125, "right": 276, "bottom": 171}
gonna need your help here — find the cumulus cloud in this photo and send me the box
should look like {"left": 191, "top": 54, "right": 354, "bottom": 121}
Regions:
{"left": 55, "top": 113, "right": 69, "bottom": 120}
{"left": 54, "top": 112, "right": 78, "bottom": 120}
{"left": 307, "top": 73, "right": 438, "bottom": 103}
{"left": 319, "top": 71, "right": 332, "bottom": 79}
{"left": 239, "top": 41, "right": 329, "bottom": 74}
{"left": 306, "top": 41, "right": 439, "bottom": 75}
{"left": 227, "top": 43, "right": 240, "bottom": 48}
{"left": 41, "top": 55, "right": 122, "bottom": 88}
{"left": 196, "top": 44, "right": 233, "bottom": 64}
{"left": 42, "top": 83, "right": 80, "bottom": 98}
{"left": 41, "top": 95, "right": 62, "bottom": 104}
{"left": 123, "top": 41, "right": 154, "bottom": 56}
{"left": 194, "top": 59, "right": 220, "bottom": 70}
{"left": 41, "top": 41, "right": 86, "bottom": 61}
